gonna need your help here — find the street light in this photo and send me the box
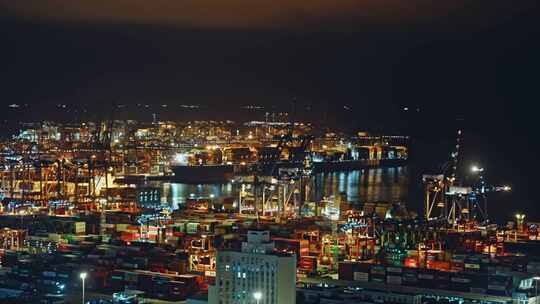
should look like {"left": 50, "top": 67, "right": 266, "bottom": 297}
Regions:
{"left": 80, "top": 272, "right": 87, "bottom": 304}
{"left": 516, "top": 213, "right": 526, "bottom": 233}
{"left": 253, "top": 291, "right": 262, "bottom": 304}
{"left": 471, "top": 165, "right": 484, "bottom": 173}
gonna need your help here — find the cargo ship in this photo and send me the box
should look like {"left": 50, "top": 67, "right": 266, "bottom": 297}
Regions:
{"left": 257, "top": 158, "right": 407, "bottom": 175}
{"left": 171, "top": 164, "right": 234, "bottom": 184}
{"left": 312, "top": 158, "right": 407, "bottom": 173}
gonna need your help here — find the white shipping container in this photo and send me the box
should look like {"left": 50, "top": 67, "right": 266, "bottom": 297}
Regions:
{"left": 42, "top": 271, "right": 56, "bottom": 277}
{"left": 387, "top": 275, "right": 402, "bottom": 285}
{"left": 418, "top": 274, "right": 434, "bottom": 280}
{"left": 402, "top": 274, "right": 417, "bottom": 282}
{"left": 75, "top": 222, "right": 86, "bottom": 234}
{"left": 370, "top": 266, "right": 386, "bottom": 275}
{"left": 465, "top": 263, "right": 481, "bottom": 270}
{"left": 451, "top": 277, "right": 471, "bottom": 283}
{"left": 386, "top": 267, "right": 402, "bottom": 273}
{"left": 353, "top": 272, "right": 369, "bottom": 282}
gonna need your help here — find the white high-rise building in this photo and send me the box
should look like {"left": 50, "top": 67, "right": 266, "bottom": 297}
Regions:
{"left": 209, "top": 230, "right": 296, "bottom": 304}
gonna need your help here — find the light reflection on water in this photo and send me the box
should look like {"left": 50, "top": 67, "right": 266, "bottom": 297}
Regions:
{"left": 154, "top": 166, "right": 408, "bottom": 209}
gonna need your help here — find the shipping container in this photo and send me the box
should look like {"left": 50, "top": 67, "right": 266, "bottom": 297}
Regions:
{"left": 450, "top": 274, "right": 472, "bottom": 292}
{"left": 299, "top": 256, "right": 317, "bottom": 274}
{"left": 386, "top": 274, "right": 402, "bottom": 285}
{"left": 428, "top": 260, "right": 450, "bottom": 271}
{"left": 386, "top": 266, "right": 402, "bottom": 274}
{"left": 370, "top": 275, "right": 386, "bottom": 283}
{"left": 417, "top": 269, "right": 436, "bottom": 289}
{"left": 339, "top": 261, "right": 371, "bottom": 281}
{"left": 108, "top": 270, "right": 127, "bottom": 291}
{"left": 464, "top": 262, "right": 481, "bottom": 271}
{"left": 527, "top": 262, "right": 540, "bottom": 274}
{"left": 403, "top": 257, "right": 418, "bottom": 268}
{"left": 450, "top": 261, "right": 464, "bottom": 271}
{"left": 353, "top": 271, "right": 369, "bottom": 282}
{"left": 451, "top": 254, "right": 466, "bottom": 263}
{"left": 369, "top": 265, "right": 386, "bottom": 283}
{"left": 487, "top": 275, "right": 512, "bottom": 296}
{"left": 436, "top": 272, "right": 451, "bottom": 290}
{"left": 370, "top": 265, "right": 386, "bottom": 276}
{"left": 340, "top": 262, "right": 352, "bottom": 280}
{"left": 400, "top": 269, "right": 417, "bottom": 286}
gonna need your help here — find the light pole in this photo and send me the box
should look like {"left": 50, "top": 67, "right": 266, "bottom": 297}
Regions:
{"left": 253, "top": 291, "right": 262, "bottom": 304}
{"left": 471, "top": 165, "right": 484, "bottom": 173}
{"left": 516, "top": 213, "right": 526, "bottom": 233}
{"left": 471, "top": 165, "right": 487, "bottom": 221}
{"left": 19, "top": 210, "right": 24, "bottom": 228}
{"left": 80, "top": 272, "right": 87, "bottom": 304}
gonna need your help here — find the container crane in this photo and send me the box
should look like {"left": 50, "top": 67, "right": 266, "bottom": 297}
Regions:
{"left": 240, "top": 99, "right": 315, "bottom": 220}
{"left": 423, "top": 129, "right": 511, "bottom": 226}
{"left": 423, "top": 129, "right": 463, "bottom": 222}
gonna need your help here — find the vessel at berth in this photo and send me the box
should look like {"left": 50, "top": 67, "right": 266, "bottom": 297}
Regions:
{"left": 171, "top": 164, "right": 234, "bottom": 183}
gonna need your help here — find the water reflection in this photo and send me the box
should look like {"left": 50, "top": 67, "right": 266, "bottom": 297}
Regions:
{"left": 314, "top": 167, "right": 407, "bottom": 203}
{"left": 154, "top": 166, "right": 408, "bottom": 209}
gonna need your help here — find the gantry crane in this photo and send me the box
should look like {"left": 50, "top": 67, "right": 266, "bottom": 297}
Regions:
{"left": 238, "top": 135, "right": 313, "bottom": 218}
{"left": 239, "top": 100, "right": 315, "bottom": 220}
{"left": 423, "top": 129, "right": 463, "bottom": 222}
{"left": 423, "top": 129, "right": 510, "bottom": 226}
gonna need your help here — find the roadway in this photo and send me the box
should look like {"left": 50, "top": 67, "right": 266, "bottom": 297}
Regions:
{"left": 298, "top": 277, "right": 512, "bottom": 303}
{"left": 65, "top": 290, "right": 187, "bottom": 304}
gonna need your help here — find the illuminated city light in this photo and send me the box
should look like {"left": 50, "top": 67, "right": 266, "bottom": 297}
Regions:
{"left": 0, "top": 9, "right": 526, "bottom": 302}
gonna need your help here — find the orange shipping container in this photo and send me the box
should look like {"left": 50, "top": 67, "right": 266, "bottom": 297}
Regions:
{"left": 429, "top": 260, "right": 450, "bottom": 271}
{"left": 120, "top": 232, "right": 140, "bottom": 242}
{"left": 404, "top": 257, "right": 418, "bottom": 268}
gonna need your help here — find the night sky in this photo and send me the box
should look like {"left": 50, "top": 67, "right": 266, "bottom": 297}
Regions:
{"left": 1, "top": 1, "right": 539, "bottom": 221}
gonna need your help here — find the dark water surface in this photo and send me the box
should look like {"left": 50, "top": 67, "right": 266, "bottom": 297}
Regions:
{"left": 155, "top": 166, "right": 409, "bottom": 210}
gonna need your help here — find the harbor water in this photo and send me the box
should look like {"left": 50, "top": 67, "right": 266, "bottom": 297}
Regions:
{"left": 154, "top": 166, "right": 408, "bottom": 210}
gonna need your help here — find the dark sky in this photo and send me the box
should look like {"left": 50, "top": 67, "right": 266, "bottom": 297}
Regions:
{"left": 2, "top": 0, "right": 532, "bottom": 30}
{"left": 1, "top": 1, "right": 538, "bottom": 123}
{"left": 1, "top": 1, "right": 540, "bottom": 220}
